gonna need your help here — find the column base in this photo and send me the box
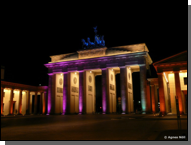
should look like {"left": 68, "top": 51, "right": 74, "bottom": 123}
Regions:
{"left": 159, "top": 112, "right": 167, "bottom": 116}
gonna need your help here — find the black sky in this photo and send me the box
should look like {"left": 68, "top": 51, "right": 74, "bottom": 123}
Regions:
{"left": 1, "top": 2, "right": 187, "bottom": 86}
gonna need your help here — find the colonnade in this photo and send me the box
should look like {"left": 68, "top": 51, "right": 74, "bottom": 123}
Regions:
{"left": 47, "top": 64, "right": 149, "bottom": 115}
{"left": 1, "top": 81, "right": 48, "bottom": 116}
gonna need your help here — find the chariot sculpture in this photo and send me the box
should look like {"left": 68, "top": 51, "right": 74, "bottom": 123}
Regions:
{"left": 82, "top": 26, "right": 105, "bottom": 49}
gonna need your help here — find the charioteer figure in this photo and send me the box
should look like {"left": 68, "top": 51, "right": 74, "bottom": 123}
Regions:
{"left": 81, "top": 26, "right": 105, "bottom": 49}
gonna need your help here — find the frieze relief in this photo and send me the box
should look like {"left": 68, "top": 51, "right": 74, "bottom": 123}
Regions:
{"left": 128, "top": 83, "right": 132, "bottom": 89}
{"left": 72, "top": 86, "right": 78, "bottom": 93}
{"left": 57, "top": 87, "right": 63, "bottom": 93}
{"left": 88, "top": 85, "right": 92, "bottom": 92}
{"left": 110, "top": 84, "right": 115, "bottom": 90}
{"left": 78, "top": 47, "right": 107, "bottom": 59}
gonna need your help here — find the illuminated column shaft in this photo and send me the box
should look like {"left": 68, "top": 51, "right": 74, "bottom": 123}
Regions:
{"left": 34, "top": 92, "right": 38, "bottom": 114}
{"left": 102, "top": 68, "right": 109, "bottom": 114}
{"left": 18, "top": 89, "right": 23, "bottom": 114}
{"left": 139, "top": 65, "right": 147, "bottom": 113}
{"left": 40, "top": 92, "right": 43, "bottom": 114}
{"left": 47, "top": 74, "right": 52, "bottom": 114}
{"left": 63, "top": 72, "right": 70, "bottom": 114}
{"left": 43, "top": 91, "right": 46, "bottom": 114}
{"left": 158, "top": 73, "right": 166, "bottom": 115}
{"left": 47, "top": 74, "right": 56, "bottom": 115}
{"left": 151, "top": 85, "right": 156, "bottom": 113}
{"left": 26, "top": 91, "right": 30, "bottom": 115}
{"left": 79, "top": 71, "right": 84, "bottom": 114}
{"left": 174, "top": 71, "right": 183, "bottom": 114}
{"left": 1, "top": 87, "right": 4, "bottom": 115}
{"left": 120, "top": 67, "right": 127, "bottom": 114}
{"left": 9, "top": 88, "right": 14, "bottom": 115}
{"left": 146, "top": 81, "right": 151, "bottom": 113}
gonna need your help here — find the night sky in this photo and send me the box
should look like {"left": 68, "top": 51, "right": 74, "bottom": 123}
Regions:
{"left": 1, "top": 2, "right": 187, "bottom": 87}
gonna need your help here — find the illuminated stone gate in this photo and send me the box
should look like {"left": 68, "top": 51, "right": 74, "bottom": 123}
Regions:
{"left": 44, "top": 43, "right": 153, "bottom": 114}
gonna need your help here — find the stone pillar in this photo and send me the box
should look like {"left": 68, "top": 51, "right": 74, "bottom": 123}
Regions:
{"left": 151, "top": 85, "right": 156, "bottom": 113}
{"left": 26, "top": 91, "right": 30, "bottom": 115}
{"left": 79, "top": 71, "right": 84, "bottom": 114}
{"left": 102, "top": 68, "right": 109, "bottom": 114}
{"left": 9, "top": 88, "right": 14, "bottom": 115}
{"left": 40, "top": 92, "right": 43, "bottom": 114}
{"left": 120, "top": 67, "right": 127, "bottom": 114}
{"left": 43, "top": 91, "right": 46, "bottom": 114}
{"left": 158, "top": 73, "right": 166, "bottom": 115}
{"left": 139, "top": 65, "right": 147, "bottom": 113}
{"left": 34, "top": 92, "right": 38, "bottom": 114}
{"left": 18, "top": 89, "right": 23, "bottom": 115}
{"left": 154, "top": 85, "right": 159, "bottom": 113}
{"left": 1, "top": 87, "right": 4, "bottom": 116}
{"left": 174, "top": 71, "right": 183, "bottom": 114}
{"left": 47, "top": 74, "right": 56, "bottom": 115}
{"left": 63, "top": 72, "right": 70, "bottom": 114}
{"left": 146, "top": 81, "right": 151, "bottom": 113}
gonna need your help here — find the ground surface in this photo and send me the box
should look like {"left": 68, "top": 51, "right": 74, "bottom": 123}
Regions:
{"left": 1, "top": 114, "right": 187, "bottom": 141}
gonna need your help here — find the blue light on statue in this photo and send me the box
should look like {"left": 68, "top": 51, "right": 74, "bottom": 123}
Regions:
{"left": 81, "top": 26, "right": 105, "bottom": 49}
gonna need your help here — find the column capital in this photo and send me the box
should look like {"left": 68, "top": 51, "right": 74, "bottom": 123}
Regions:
{"left": 173, "top": 71, "right": 180, "bottom": 73}
{"left": 119, "top": 66, "right": 126, "bottom": 69}
{"left": 63, "top": 72, "right": 69, "bottom": 74}
{"left": 139, "top": 64, "right": 146, "bottom": 67}
{"left": 78, "top": 70, "right": 84, "bottom": 73}
{"left": 101, "top": 68, "right": 107, "bottom": 70}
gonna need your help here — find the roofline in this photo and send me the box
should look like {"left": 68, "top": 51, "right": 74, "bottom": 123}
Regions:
{"left": 153, "top": 50, "right": 187, "bottom": 66}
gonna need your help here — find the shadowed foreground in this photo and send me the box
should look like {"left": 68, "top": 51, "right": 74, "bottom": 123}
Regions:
{"left": 1, "top": 114, "right": 187, "bottom": 140}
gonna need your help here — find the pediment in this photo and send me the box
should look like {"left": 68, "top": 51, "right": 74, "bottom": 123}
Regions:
{"left": 153, "top": 51, "right": 187, "bottom": 65}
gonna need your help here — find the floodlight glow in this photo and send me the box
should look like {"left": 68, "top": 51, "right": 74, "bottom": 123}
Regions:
{"left": 163, "top": 72, "right": 168, "bottom": 83}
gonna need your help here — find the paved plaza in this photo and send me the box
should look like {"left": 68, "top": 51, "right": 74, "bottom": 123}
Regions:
{"left": 1, "top": 114, "right": 187, "bottom": 141}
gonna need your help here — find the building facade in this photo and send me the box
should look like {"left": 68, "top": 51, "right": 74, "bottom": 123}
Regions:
{"left": 1, "top": 81, "right": 48, "bottom": 116}
{"left": 152, "top": 51, "right": 187, "bottom": 115}
{"left": 44, "top": 43, "right": 153, "bottom": 115}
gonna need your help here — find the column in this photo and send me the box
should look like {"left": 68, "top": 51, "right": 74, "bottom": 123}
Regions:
{"left": 139, "top": 65, "right": 147, "bottom": 113}
{"left": 40, "top": 92, "right": 43, "bottom": 114}
{"left": 154, "top": 85, "right": 159, "bottom": 113}
{"left": 79, "top": 71, "right": 84, "bottom": 114}
{"left": 9, "top": 88, "right": 14, "bottom": 115}
{"left": 102, "top": 68, "right": 109, "bottom": 114}
{"left": 1, "top": 87, "right": 4, "bottom": 116}
{"left": 158, "top": 73, "right": 166, "bottom": 115}
{"left": 120, "top": 67, "right": 127, "bottom": 114}
{"left": 43, "top": 91, "right": 46, "bottom": 114}
{"left": 18, "top": 89, "right": 23, "bottom": 115}
{"left": 26, "top": 91, "right": 30, "bottom": 115}
{"left": 47, "top": 74, "right": 56, "bottom": 115}
{"left": 150, "top": 85, "right": 156, "bottom": 113}
{"left": 63, "top": 72, "right": 70, "bottom": 114}
{"left": 174, "top": 71, "right": 183, "bottom": 114}
{"left": 34, "top": 92, "right": 38, "bottom": 114}
{"left": 146, "top": 81, "right": 151, "bottom": 113}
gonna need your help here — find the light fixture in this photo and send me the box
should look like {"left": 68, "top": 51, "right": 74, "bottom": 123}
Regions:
{"left": 129, "top": 67, "right": 131, "bottom": 70}
{"left": 180, "top": 71, "right": 182, "bottom": 72}
{"left": 111, "top": 69, "right": 113, "bottom": 71}
{"left": 61, "top": 73, "right": 62, "bottom": 76}
{"left": 90, "top": 71, "right": 92, "bottom": 73}
{"left": 75, "top": 72, "right": 77, "bottom": 74}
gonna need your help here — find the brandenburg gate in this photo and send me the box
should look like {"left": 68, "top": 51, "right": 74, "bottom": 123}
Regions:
{"left": 44, "top": 27, "right": 152, "bottom": 115}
